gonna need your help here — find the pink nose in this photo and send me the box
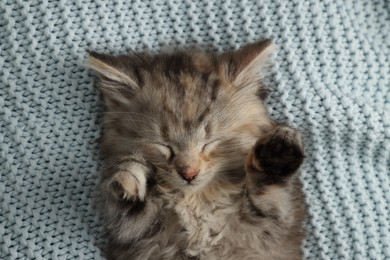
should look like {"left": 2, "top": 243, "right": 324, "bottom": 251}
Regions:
{"left": 180, "top": 168, "right": 199, "bottom": 182}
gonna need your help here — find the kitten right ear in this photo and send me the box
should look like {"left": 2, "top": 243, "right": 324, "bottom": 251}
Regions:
{"left": 87, "top": 51, "right": 139, "bottom": 101}
{"left": 221, "top": 40, "right": 275, "bottom": 91}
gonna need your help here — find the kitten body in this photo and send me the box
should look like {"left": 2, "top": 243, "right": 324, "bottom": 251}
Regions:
{"left": 89, "top": 40, "right": 305, "bottom": 260}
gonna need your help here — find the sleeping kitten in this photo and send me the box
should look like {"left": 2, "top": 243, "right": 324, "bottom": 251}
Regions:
{"left": 89, "top": 40, "right": 305, "bottom": 260}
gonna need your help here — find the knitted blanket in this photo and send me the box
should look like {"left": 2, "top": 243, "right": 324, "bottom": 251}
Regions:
{"left": 1, "top": 0, "right": 389, "bottom": 259}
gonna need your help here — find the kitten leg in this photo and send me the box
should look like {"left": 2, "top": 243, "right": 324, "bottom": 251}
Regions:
{"left": 242, "top": 125, "right": 305, "bottom": 224}
{"left": 99, "top": 159, "right": 164, "bottom": 259}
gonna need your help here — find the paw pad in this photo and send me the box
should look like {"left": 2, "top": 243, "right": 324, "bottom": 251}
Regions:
{"left": 254, "top": 127, "right": 304, "bottom": 177}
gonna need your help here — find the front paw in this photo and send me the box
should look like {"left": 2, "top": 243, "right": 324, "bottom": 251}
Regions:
{"left": 110, "top": 163, "right": 148, "bottom": 201}
{"left": 247, "top": 126, "right": 304, "bottom": 182}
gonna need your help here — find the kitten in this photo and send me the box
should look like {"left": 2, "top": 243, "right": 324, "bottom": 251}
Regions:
{"left": 88, "top": 40, "right": 305, "bottom": 260}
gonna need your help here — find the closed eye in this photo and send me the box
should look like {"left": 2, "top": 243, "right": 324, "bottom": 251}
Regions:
{"left": 202, "top": 139, "right": 220, "bottom": 153}
{"left": 154, "top": 143, "right": 175, "bottom": 159}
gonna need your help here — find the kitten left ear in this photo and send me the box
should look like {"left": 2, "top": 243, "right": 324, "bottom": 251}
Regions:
{"left": 87, "top": 51, "right": 140, "bottom": 103}
{"left": 221, "top": 39, "right": 275, "bottom": 89}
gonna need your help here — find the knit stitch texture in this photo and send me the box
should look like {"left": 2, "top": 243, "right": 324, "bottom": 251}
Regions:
{"left": 0, "top": 0, "right": 389, "bottom": 259}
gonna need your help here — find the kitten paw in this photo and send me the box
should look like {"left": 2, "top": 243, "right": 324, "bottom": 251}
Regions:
{"left": 248, "top": 126, "right": 304, "bottom": 181}
{"left": 111, "top": 164, "right": 148, "bottom": 201}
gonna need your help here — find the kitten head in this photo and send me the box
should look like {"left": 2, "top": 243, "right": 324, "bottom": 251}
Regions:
{"left": 89, "top": 40, "right": 275, "bottom": 192}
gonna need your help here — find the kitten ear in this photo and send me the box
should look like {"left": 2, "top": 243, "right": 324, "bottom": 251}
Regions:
{"left": 87, "top": 51, "right": 139, "bottom": 102}
{"left": 222, "top": 39, "right": 275, "bottom": 89}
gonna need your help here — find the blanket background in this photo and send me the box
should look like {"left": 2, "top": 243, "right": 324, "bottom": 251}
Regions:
{"left": 1, "top": 0, "right": 389, "bottom": 259}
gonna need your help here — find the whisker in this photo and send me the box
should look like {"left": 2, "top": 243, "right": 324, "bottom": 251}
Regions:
{"left": 106, "top": 118, "right": 155, "bottom": 126}
{"left": 94, "top": 112, "right": 161, "bottom": 126}
{"left": 101, "top": 111, "right": 159, "bottom": 122}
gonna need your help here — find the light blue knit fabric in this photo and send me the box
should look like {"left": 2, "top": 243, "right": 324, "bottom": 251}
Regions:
{"left": 1, "top": 0, "right": 389, "bottom": 259}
